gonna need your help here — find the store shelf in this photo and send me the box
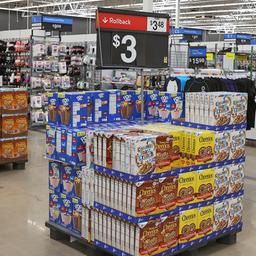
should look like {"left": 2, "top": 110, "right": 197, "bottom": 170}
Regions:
{"left": 94, "top": 157, "right": 245, "bottom": 182}
{"left": 94, "top": 190, "right": 244, "bottom": 224}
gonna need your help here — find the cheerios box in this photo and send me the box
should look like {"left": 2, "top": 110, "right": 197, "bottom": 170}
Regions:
{"left": 120, "top": 90, "right": 135, "bottom": 120}
{"left": 49, "top": 161, "right": 61, "bottom": 192}
{"left": 108, "top": 90, "right": 121, "bottom": 122}
{"left": 158, "top": 92, "right": 176, "bottom": 122}
{"left": 196, "top": 168, "right": 214, "bottom": 203}
{"left": 197, "top": 205, "right": 213, "bottom": 239}
{"left": 59, "top": 193, "right": 73, "bottom": 230}
{"left": 49, "top": 189, "right": 61, "bottom": 224}
{"left": 66, "top": 129, "right": 86, "bottom": 166}
{"left": 145, "top": 90, "right": 159, "bottom": 120}
{"left": 179, "top": 209, "right": 198, "bottom": 245}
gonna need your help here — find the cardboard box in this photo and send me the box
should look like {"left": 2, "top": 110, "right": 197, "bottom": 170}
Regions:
{"left": 197, "top": 205, "right": 213, "bottom": 239}
{"left": 158, "top": 92, "right": 176, "bottom": 122}
{"left": 46, "top": 125, "right": 56, "bottom": 159}
{"left": 108, "top": 89, "right": 121, "bottom": 122}
{"left": 134, "top": 89, "right": 146, "bottom": 120}
{"left": 91, "top": 91, "right": 109, "bottom": 123}
{"left": 214, "top": 166, "right": 230, "bottom": 197}
{"left": 171, "top": 92, "right": 184, "bottom": 119}
{"left": 120, "top": 90, "right": 135, "bottom": 120}
{"left": 229, "top": 163, "right": 244, "bottom": 194}
{"left": 72, "top": 197, "right": 82, "bottom": 235}
{"left": 214, "top": 131, "right": 231, "bottom": 162}
{"left": 228, "top": 196, "right": 243, "bottom": 227}
{"left": 48, "top": 92, "right": 59, "bottom": 125}
{"left": 49, "top": 161, "right": 61, "bottom": 192}
{"left": 145, "top": 90, "right": 159, "bottom": 120}
{"left": 230, "top": 130, "right": 246, "bottom": 160}
{"left": 213, "top": 200, "right": 229, "bottom": 232}
{"left": 231, "top": 93, "right": 248, "bottom": 124}
{"left": 59, "top": 193, "right": 73, "bottom": 230}
{"left": 49, "top": 189, "right": 61, "bottom": 224}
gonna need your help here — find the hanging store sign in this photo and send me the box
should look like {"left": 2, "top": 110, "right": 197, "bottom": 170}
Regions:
{"left": 96, "top": 8, "right": 170, "bottom": 69}
{"left": 224, "top": 34, "right": 251, "bottom": 45}
{"left": 188, "top": 46, "right": 207, "bottom": 68}
{"left": 32, "top": 15, "right": 73, "bottom": 32}
{"left": 171, "top": 27, "right": 203, "bottom": 42}
{"left": 226, "top": 52, "right": 235, "bottom": 60}
{"left": 207, "top": 52, "right": 214, "bottom": 61}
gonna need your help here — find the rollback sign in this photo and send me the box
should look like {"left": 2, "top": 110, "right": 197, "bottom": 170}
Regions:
{"left": 96, "top": 8, "right": 170, "bottom": 69}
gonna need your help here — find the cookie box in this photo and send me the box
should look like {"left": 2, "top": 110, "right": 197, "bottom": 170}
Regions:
{"left": 59, "top": 193, "right": 73, "bottom": 230}
{"left": 49, "top": 189, "right": 61, "bottom": 224}
{"left": 49, "top": 161, "right": 61, "bottom": 192}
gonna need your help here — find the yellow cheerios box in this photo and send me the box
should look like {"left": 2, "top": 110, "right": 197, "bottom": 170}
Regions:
{"left": 179, "top": 209, "right": 198, "bottom": 244}
{"left": 196, "top": 168, "right": 214, "bottom": 202}
{"left": 197, "top": 205, "right": 214, "bottom": 239}
{"left": 177, "top": 171, "right": 197, "bottom": 206}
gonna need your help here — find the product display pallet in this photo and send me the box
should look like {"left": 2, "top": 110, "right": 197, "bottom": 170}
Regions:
{"left": 0, "top": 160, "right": 27, "bottom": 170}
{"left": 46, "top": 221, "right": 242, "bottom": 256}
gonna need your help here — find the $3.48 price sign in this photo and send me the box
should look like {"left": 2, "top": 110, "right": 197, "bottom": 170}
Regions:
{"left": 112, "top": 34, "right": 137, "bottom": 64}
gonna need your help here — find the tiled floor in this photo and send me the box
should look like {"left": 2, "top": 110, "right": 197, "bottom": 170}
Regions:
{"left": 0, "top": 131, "right": 255, "bottom": 256}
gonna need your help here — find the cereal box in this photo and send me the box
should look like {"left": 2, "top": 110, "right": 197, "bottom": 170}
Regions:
{"left": 214, "top": 131, "right": 231, "bottom": 162}
{"left": 230, "top": 130, "right": 246, "bottom": 160}
{"left": 191, "top": 130, "right": 214, "bottom": 165}
{"left": 134, "top": 89, "right": 146, "bottom": 120}
{"left": 120, "top": 90, "right": 135, "bottom": 120}
{"left": 135, "top": 180, "right": 159, "bottom": 216}
{"left": 194, "top": 93, "right": 200, "bottom": 124}
{"left": 49, "top": 189, "right": 61, "bottom": 224}
{"left": 135, "top": 220, "right": 161, "bottom": 256}
{"left": 196, "top": 168, "right": 214, "bottom": 202}
{"left": 158, "top": 92, "right": 176, "bottom": 122}
{"left": 159, "top": 176, "right": 178, "bottom": 211}
{"left": 231, "top": 93, "right": 248, "bottom": 124}
{"left": 61, "top": 165, "right": 74, "bottom": 197}
{"left": 1, "top": 91, "right": 15, "bottom": 114}
{"left": 213, "top": 200, "right": 229, "bottom": 232}
{"left": 72, "top": 197, "right": 82, "bottom": 235}
{"left": 145, "top": 90, "right": 159, "bottom": 120}
{"left": 49, "top": 161, "right": 61, "bottom": 192}
{"left": 159, "top": 214, "right": 179, "bottom": 252}
{"left": 47, "top": 92, "right": 59, "bottom": 125}
{"left": 14, "top": 138, "right": 28, "bottom": 161}
{"left": 209, "top": 93, "right": 232, "bottom": 126}
{"left": 177, "top": 171, "right": 196, "bottom": 205}
{"left": 59, "top": 193, "right": 73, "bottom": 230}
{"left": 229, "top": 163, "right": 244, "bottom": 194}
{"left": 197, "top": 205, "right": 213, "bottom": 239}
{"left": 108, "top": 90, "right": 121, "bottom": 122}
{"left": 171, "top": 92, "right": 184, "bottom": 119}
{"left": 14, "top": 90, "right": 28, "bottom": 113}
{"left": 214, "top": 166, "right": 230, "bottom": 197}
{"left": 228, "top": 196, "right": 243, "bottom": 227}
{"left": 179, "top": 209, "right": 198, "bottom": 244}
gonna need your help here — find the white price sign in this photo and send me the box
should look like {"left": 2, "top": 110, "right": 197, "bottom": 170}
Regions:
{"left": 147, "top": 17, "right": 168, "bottom": 32}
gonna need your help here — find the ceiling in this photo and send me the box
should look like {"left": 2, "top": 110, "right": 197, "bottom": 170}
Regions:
{"left": 1, "top": 0, "right": 256, "bottom": 34}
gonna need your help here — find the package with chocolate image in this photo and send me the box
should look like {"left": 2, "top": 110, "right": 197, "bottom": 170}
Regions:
{"left": 72, "top": 197, "right": 82, "bottom": 234}
{"left": 49, "top": 189, "right": 61, "bottom": 224}
{"left": 158, "top": 92, "right": 176, "bottom": 122}
{"left": 47, "top": 92, "right": 59, "bottom": 125}
{"left": 133, "top": 89, "right": 146, "bottom": 120}
{"left": 49, "top": 161, "right": 61, "bottom": 192}
{"left": 60, "top": 193, "right": 73, "bottom": 230}
{"left": 145, "top": 90, "right": 159, "bottom": 120}
{"left": 61, "top": 165, "right": 75, "bottom": 197}
{"left": 120, "top": 90, "right": 135, "bottom": 120}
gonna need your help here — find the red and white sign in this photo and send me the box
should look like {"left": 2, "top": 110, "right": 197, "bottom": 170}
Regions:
{"left": 96, "top": 11, "right": 169, "bottom": 33}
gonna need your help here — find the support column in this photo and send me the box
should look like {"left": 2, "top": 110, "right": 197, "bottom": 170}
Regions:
{"left": 175, "top": 0, "right": 180, "bottom": 28}
{"left": 143, "top": 0, "right": 153, "bottom": 12}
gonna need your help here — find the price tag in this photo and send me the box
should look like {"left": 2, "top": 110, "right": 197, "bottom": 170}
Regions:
{"left": 207, "top": 53, "right": 214, "bottom": 61}
{"left": 226, "top": 52, "right": 235, "bottom": 60}
{"left": 147, "top": 17, "right": 168, "bottom": 32}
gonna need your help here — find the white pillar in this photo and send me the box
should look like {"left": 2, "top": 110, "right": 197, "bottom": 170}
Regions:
{"left": 175, "top": 0, "right": 180, "bottom": 28}
{"left": 143, "top": 0, "right": 153, "bottom": 12}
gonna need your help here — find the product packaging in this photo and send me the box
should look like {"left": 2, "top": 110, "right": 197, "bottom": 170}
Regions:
{"left": 49, "top": 189, "right": 61, "bottom": 224}
{"left": 59, "top": 193, "right": 73, "bottom": 230}
{"left": 197, "top": 205, "right": 213, "bottom": 239}
{"left": 72, "top": 197, "right": 82, "bottom": 235}
{"left": 120, "top": 90, "right": 135, "bottom": 120}
{"left": 145, "top": 90, "right": 159, "bottom": 120}
{"left": 108, "top": 89, "right": 121, "bottom": 122}
{"left": 214, "top": 165, "right": 230, "bottom": 197}
{"left": 49, "top": 161, "right": 61, "bottom": 192}
{"left": 158, "top": 92, "right": 176, "bottom": 122}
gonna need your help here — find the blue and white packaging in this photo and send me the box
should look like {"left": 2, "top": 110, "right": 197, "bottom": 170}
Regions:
{"left": 91, "top": 91, "right": 109, "bottom": 123}
{"left": 59, "top": 193, "right": 73, "bottom": 230}
{"left": 134, "top": 89, "right": 146, "bottom": 120}
{"left": 48, "top": 92, "right": 59, "bottom": 125}
{"left": 72, "top": 197, "right": 82, "bottom": 235}
{"left": 49, "top": 161, "right": 61, "bottom": 192}
{"left": 145, "top": 90, "right": 159, "bottom": 120}
{"left": 61, "top": 164, "right": 74, "bottom": 197}
{"left": 120, "top": 90, "right": 135, "bottom": 120}
{"left": 108, "top": 89, "right": 121, "bottom": 122}
{"left": 46, "top": 125, "right": 56, "bottom": 159}
{"left": 171, "top": 92, "right": 185, "bottom": 119}
{"left": 49, "top": 189, "right": 61, "bottom": 224}
{"left": 66, "top": 129, "right": 86, "bottom": 166}
{"left": 56, "top": 127, "right": 67, "bottom": 162}
{"left": 158, "top": 92, "right": 176, "bottom": 122}
{"left": 58, "top": 92, "right": 88, "bottom": 128}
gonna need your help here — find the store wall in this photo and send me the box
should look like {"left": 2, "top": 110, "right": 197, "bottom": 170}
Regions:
{"left": 0, "top": 10, "right": 96, "bottom": 35}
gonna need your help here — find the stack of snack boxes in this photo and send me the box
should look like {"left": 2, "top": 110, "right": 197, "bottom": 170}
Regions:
{"left": 0, "top": 89, "right": 28, "bottom": 164}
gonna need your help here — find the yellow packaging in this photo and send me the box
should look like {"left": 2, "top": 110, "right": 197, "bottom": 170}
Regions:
{"left": 179, "top": 209, "right": 198, "bottom": 244}
{"left": 185, "top": 130, "right": 192, "bottom": 166}
{"left": 196, "top": 168, "right": 214, "bottom": 202}
{"left": 191, "top": 131, "right": 214, "bottom": 165}
{"left": 180, "top": 130, "right": 186, "bottom": 167}
{"left": 197, "top": 205, "right": 214, "bottom": 239}
{"left": 177, "top": 171, "right": 196, "bottom": 205}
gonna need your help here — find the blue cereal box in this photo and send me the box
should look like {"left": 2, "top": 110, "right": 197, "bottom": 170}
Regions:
{"left": 58, "top": 92, "right": 88, "bottom": 128}
{"left": 134, "top": 89, "right": 146, "bottom": 120}
{"left": 49, "top": 189, "right": 61, "bottom": 224}
{"left": 171, "top": 92, "right": 185, "bottom": 119}
{"left": 56, "top": 127, "right": 67, "bottom": 162}
{"left": 49, "top": 161, "right": 61, "bottom": 192}
{"left": 59, "top": 193, "right": 73, "bottom": 230}
{"left": 61, "top": 164, "right": 74, "bottom": 197}
{"left": 91, "top": 91, "right": 109, "bottom": 123}
{"left": 86, "top": 92, "right": 93, "bottom": 125}
{"left": 48, "top": 92, "right": 59, "bottom": 125}
{"left": 158, "top": 92, "right": 176, "bottom": 122}
{"left": 72, "top": 197, "right": 82, "bottom": 235}
{"left": 120, "top": 90, "right": 135, "bottom": 120}
{"left": 145, "top": 90, "right": 159, "bottom": 120}
{"left": 66, "top": 129, "right": 86, "bottom": 166}
{"left": 108, "top": 89, "right": 121, "bottom": 122}
{"left": 46, "top": 125, "right": 56, "bottom": 159}
{"left": 73, "top": 167, "right": 83, "bottom": 199}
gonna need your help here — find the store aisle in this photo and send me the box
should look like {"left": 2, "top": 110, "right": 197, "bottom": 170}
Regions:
{"left": 0, "top": 131, "right": 255, "bottom": 256}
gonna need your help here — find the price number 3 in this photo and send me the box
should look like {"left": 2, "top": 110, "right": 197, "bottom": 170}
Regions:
{"left": 113, "top": 34, "right": 137, "bottom": 64}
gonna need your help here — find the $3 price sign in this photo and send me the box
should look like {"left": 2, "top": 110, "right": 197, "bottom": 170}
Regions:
{"left": 112, "top": 33, "right": 137, "bottom": 64}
